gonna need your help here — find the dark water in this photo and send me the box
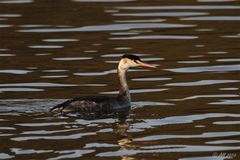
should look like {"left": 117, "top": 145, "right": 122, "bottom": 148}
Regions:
{"left": 0, "top": 0, "right": 240, "bottom": 159}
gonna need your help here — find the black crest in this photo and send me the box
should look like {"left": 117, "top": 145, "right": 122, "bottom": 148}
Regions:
{"left": 122, "top": 54, "right": 141, "bottom": 61}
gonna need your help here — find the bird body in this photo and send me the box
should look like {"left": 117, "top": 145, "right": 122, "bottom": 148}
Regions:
{"left": 50, "top": 95, "right": 130, "bottom": 114}
{"left": 50, "top": 54, "right": 155, "bottom": 115}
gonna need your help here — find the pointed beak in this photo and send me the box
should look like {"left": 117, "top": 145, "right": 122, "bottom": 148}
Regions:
{"left": 137, "top": 60, "right": 156, "bottom": 68}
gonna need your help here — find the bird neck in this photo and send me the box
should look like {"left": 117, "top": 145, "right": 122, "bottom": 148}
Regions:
{"left": 117, "top": 63, "right": 131, "bottom": 101}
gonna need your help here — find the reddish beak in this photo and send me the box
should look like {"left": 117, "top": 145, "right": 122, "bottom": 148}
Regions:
{"left": 137, "top": 60, "right": 156, "bottom": 68}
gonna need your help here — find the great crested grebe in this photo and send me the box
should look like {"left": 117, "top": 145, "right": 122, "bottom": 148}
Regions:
{"left": 50, "top": 54, "right": 156, "bottom": 115}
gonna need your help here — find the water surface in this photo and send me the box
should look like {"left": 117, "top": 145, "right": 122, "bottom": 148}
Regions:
{"left": 0, "top": 0, "right": 239, "bottom": 159}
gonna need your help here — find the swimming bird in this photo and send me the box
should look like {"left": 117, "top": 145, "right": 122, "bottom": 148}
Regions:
{"left": 50, "top": 54, "right": 156, "bottom": 115}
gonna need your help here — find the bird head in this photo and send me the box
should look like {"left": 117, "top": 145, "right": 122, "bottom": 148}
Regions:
{"left": 119, "top": 54, "right": 156, "bottom": 70}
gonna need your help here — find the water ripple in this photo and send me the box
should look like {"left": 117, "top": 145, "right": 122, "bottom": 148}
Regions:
{"left": 206, "top": 140, "right": 240, "bottom": 144}
{"left": 42, "top": 70, "right": 68, "bottom": 73}
{"left": 110, "top": 32, "right": 138, "bottom": 35}
{"left": 40, "top": 75, "right": 68, "bottom": 79}
{"left": 0, "top": 82, "right": 78, "bottom": 87}
{"left": 166, "top": 64, "right": 240, "bottom": 73}
{"left": 114, "top": 47, "right": 132, "bottom": 50}
{"left": 219, "top": 87, "right": 238, "bottom": 91}
{"left": 0, "top": 127, "right": 16, "bottom": 130}
{"left": 114, "top": 19, "right": 165, "bottom": 23}
{"left": 216, "top": 58, "right": 240, "bottom": 62}
{"left": 97, "top": 145, "right": 240, "bottom": 157}
{"left": 114, "top": 5, "right": 240, "bottom": 10}
{"left": 42, "top": 38, "right": 79, "bottom": 42}
{"left": 0, "top": 153, "right": 13, "bottom": 159}
{"left": 16, "top": 122, "right": 68, "bottom": 127}
{"left": 11, "top": 148, "right": 52, "bottom": 155}
{"left": 75, "top": 118, "right": 116, "bottom": 125}
{"left": 0, "top": 24, "right": 13, "bottom": 28}
{"left": 178, "top": 60, "right": 209, "bottom": 64}
{"left": 134, "top": 131, "right": 240, "bottom": 141}
{"left": 0, "top": 53, "right": 15, "bottom": 57}
{"left": 48, "top": 149, "right": 94, "bottom": 160}
{"left": 209, "top": 100, "right": 240, "bottom": 105}
{"left": 0, "top": 14, "right": 21, "bottom": 17}
{"left": 29, "top": 45, "right": 64, "bottom": 49}
{"left": 11, "top": 132, "right": 96, "bottom": 141}
{"left": 214, "top": 121, "right": 240, "bottom": 125}
{"left": 0, "top": 0, "right": 33, "bottom": 4}
{"left": 110, "top": 35, "right": 198, "bottom": 40}
{"left": 168, "top": 94, "right": 238, "bottom": 101}
{"left": 133, "top": 101, "right": 174, "bottom": 106}
{"left": 19, "top": 24, "right": 52, "bottom": 28}
{"left": 113, "top": 12, "right": 208, "bottom": 17}
{"left": 53, "top": 57, "right": 92, "bottom": 61}
{"left": 0, "top": 69, "right": 32, "bottom": 74}
{"left": 131, "top": 113, "right": 240, "bottom": 129}
{"left": 84, "top": 143, "right": 118, "bottom": 148}
{"left": 182, "top": 16, "right": 240, "bottom": 21}
{"left": 18, "top": 23, "right": 196, "bottom": 33}
{"left": 74, "top": 69, "right": 116, "bottom": 76}
{"left": 165, "top": 80, "right": 239, "bottom": 86}
{"left": 0, "top": 88, "right": 43, "bottom": 93}
{"left": 208, "top": 51, "right": 227, "bottom": 55}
